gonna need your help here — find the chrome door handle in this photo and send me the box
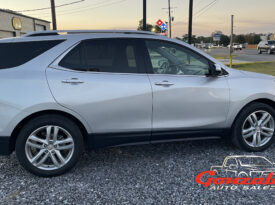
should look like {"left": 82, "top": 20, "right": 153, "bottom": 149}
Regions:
{"left": 62, "top": 78, "right": 84, "bottom": 84}
{"left": 155, "top": 80, "right": 174, "bottom": 86}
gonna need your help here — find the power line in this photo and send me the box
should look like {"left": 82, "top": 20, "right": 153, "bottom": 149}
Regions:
{"left": 22, "top": 0, "right": 110, "bottom": 16}
{"left": 15, "top": 0, "right": 85, "bottom": 13}
{"left": 194, "top": 0, "right": 217, "bottom": 17}
{"left": 31, "top": 0, "right": 128, "bottom": 19}
{"left": 195, "top": 0, "right": 219, "bottom": 18}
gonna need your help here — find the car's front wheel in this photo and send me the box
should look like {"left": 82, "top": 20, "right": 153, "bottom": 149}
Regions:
{"left": 16, "top": 114, "right": 84, "bottom": 177}
{"left": 232, "top": 103, "right": 275, "bottom": 151}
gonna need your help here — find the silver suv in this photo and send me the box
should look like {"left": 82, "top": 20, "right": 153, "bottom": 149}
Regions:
{"left": 258, "top": 40, "right": 275, "bottom": 54}
{"left": 1, "top": 30, "right": 275, "bottom": 177}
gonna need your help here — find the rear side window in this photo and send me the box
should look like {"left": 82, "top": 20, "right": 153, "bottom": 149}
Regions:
{"left": 59, "top": 39, "right": 142, "bottom": 73}
{"left": 0, "top": 40, "right": 65, "bottom": 69}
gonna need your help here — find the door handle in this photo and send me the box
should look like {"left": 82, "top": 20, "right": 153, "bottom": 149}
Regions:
{"left": 155, "top": 80, "right": 174, "bottom": 86}
{"left": 62, "top": 78, "right": 84, "bottom": 84}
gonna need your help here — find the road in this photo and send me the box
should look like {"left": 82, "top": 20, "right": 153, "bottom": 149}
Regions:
{"left": 1, "top": 139, "right": 275, "bottom": 204}
{"left": 204, "top": 48, "right": 275, "bottom": 63}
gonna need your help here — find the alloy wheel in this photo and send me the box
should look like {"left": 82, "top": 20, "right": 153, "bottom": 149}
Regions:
{"left": 242, "top": 111, "right": 275, "bottom": 147}
{"left": 25, "top": 125, "right": 75, "bottom": 170}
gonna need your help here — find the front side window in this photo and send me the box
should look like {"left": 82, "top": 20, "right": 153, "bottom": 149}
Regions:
{"left": 0, "top": 40, "right": 64, "bottom": 69}
{"left": 145, "top": 40, "right": 211, "bottom": 76}
{"left": 59, "top": 39, "right": 141, "bottom": 73}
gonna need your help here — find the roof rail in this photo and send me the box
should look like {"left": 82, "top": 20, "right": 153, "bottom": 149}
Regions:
{"left": 23, "top": 30, "right": 158, "bottom": 37}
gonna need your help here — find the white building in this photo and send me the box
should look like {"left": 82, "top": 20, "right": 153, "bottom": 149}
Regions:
{"left": 0, "top": 9, "right": 50, "bottom": 38}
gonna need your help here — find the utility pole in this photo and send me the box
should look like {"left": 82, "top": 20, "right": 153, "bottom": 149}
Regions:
{"left": 230, "top": 15, "right": 234, "bottom": 68}
{"left": 50, "top": 0, "right": 57, "bottom": 30}
{"left": 188, "top": 0, "right": 193, "bottom": 44}
{"left": 143, "top": 0, "right": 147, "bottom": 31}
{"left": 168, "top": 0, "right": 172, "bottom": 38}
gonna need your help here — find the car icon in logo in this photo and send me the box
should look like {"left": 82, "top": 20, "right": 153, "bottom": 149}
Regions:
{"left": 210, "top": 155, "right": 275, "bottom": 177}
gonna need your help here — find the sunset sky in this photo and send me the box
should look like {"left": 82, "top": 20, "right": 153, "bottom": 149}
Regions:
{"left": 1, "top": 0, "right": 274, "bottom": 37}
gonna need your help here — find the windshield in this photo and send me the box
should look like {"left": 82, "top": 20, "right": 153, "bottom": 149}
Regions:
{"left": 239, "top": 157, "right": 272, "bottom": 166}
{"left": 268, "top": 41, "right": 275, "bottom": 45}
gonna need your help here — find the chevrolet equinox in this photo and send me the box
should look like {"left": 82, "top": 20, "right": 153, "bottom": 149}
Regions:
{"left": 0, "top": 30, "right": 275, "bottom": 176}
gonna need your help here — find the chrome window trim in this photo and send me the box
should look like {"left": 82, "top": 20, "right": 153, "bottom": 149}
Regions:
{"left": 49, "top": 38, "right": 229, "bottom": 78}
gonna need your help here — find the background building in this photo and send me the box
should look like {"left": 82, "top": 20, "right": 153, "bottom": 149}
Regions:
{"left": 0, "top": 9, "right": 50, "bottom": 38}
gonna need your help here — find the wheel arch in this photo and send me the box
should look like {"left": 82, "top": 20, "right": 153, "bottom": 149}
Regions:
{"left": 231, "top": 98, "right": 275, "bottom": 130}
{"left": 10, "top": 110, "right": 89, "bottom": 153}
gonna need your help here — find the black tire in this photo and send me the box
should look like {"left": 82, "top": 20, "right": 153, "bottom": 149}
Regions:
{"left": 258, "top": 49, "right": 262, "bottom": 54}
{"left": 16, "top": 114, "right": 84, "bottom": 177}
{"left": 267, "top": 49, "right": 272, "bottom": 55}
{"left": 232, "top": 102, "right": 275, "bottom": 152}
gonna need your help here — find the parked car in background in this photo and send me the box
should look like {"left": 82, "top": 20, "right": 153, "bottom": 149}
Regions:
{"left": 1, "top": 30, "right": 275, "bottom": 177}
{"left": 258, "top": 40, "right": 275, "bottom": 54}
{"left": 228, "top": 43, "right": 242, "bottom": 50}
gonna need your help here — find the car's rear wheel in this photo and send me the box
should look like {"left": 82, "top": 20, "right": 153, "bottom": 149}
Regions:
{"left": 16, "top": 114, "right": 84, "bottom": 177}
{"left": 232, "top": 103, "right": 275, "bottom": 151}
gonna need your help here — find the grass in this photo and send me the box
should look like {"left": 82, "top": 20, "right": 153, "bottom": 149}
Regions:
{"left": 212, "top": 54, "right": 237, "bottom": 60}
{"left": 226, "top": 61, "right": 275, "bottom": 76}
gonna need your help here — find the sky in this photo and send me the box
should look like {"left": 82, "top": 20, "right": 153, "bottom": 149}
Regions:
{"left": 1, "top": 0, "right": 274, "bottom": 37}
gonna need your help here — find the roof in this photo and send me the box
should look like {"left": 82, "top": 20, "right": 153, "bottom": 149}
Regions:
{"left": 23, "top": 30, "right": 158, "bottom": 37}
{"left": 0, "top": 8, "right": 50, "bottom": 23}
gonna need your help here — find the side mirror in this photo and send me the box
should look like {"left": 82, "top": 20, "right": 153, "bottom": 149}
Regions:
{"left": 208, "top": 64, "right": 222, "bottom": 76}
{"left": 215, "top": 64, "right": 222, "bottom": 72}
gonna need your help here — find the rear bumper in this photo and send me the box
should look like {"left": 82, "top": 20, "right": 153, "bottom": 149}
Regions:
{"left": 0, "top": 136, "right": 13, "bottom": 155}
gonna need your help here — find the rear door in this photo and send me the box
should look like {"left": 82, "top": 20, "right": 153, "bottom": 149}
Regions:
{"left": 46, "top": 38, "right": 152, "bottom": 147}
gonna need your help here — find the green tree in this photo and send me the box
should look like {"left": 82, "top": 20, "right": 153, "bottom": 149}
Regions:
{"left": 220, "top": 34, "right": 230, "bottom": 46}
{"left": 137, "top": 20, "right": 161, "bottom": 33}
{"left": 235, "top": 35, "right": 246, "bottom": 44}
{"left": 244, "top": 33, "right": 262, "bottom": 44}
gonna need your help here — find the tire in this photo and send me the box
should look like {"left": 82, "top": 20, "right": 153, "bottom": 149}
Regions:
{"left": 258, "top": 49, "right": 262, "bottom": 54}
{"left": 16, "top": 114, "right": 84, "bottom": 177}
{"left": 267, "top": 49, "right": 272, "bottom": 55}
{"left": 232, "top": 102, "right": 275, "bottom": 152}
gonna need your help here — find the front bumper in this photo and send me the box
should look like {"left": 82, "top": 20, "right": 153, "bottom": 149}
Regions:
{"left": 0, "top": 136, "right": 13, "bottom": 155}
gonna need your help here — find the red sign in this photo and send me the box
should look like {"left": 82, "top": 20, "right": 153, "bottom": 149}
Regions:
{"left": 195, "top": 171, "right": 275, "bottom": 188}
{"left": 156, "top": 19, "right": 163, "bottom": 27}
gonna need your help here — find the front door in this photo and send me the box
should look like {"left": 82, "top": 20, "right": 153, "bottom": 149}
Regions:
{"left": 46, "top": 38, "right": 152, "bottom": 147}
{"left": 143, "top": 39, "right": 230, "bottom": 140}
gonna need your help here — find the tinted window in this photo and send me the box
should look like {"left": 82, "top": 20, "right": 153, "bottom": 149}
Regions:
{"left": 59, "top": 39, "right": 141, "bottom": 73}
{"left": 0, "top": 40, "right": 64, "bottom": 69}
{"left": 268, "top": 41, "right": 275, "bottom": 45}
{"left": 145, "top": 40, "right": 210, "bottom": 76}
{"left": 58, "top": 43, "right": 85, "bottom": 71}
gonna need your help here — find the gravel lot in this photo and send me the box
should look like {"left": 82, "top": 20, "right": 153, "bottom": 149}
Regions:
{"left": 1, "top": 139, "right": 275, "bottom": 204}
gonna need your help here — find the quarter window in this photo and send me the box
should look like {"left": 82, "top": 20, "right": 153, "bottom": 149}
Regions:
{"left": 0, "top": 40, "right": 65, "bottom": 69}
{"left": 59, "top": 39, "right": 141, "bottom": 73}
{"left": 145, "top": 40, "right": 211, "bottom": 76}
